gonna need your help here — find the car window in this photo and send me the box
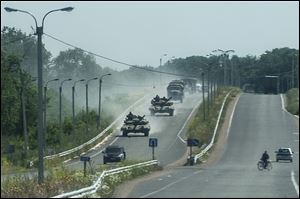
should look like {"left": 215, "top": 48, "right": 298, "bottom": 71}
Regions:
{"left": 106, "top": 147, "right": 121, "bottom": 153}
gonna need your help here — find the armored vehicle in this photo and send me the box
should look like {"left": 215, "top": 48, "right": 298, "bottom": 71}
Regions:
{"left": 149, "top": 95, "right": 174, "bottom": 116}
{"left": 167, "top": 80, "right": 184, "bottom": 103}
{"left": 121, "top": 112, "right": 150, "bottom": 136}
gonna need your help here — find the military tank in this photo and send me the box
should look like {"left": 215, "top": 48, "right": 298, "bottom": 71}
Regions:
{"left": 121, "top": 112, "right": 150, "bottom": 136}
{"left": 149, "top": 95, "right": 174, "bottom": 116}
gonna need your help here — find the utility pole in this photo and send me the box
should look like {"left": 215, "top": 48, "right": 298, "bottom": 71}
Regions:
{"left": 20, "top": 72, "right": 28, "bottom": 156}
{"left": 44, "top": 78, "right": 59, "bottom": 154}
{"left": 207, "top": 70, "right": 210, "bottom": 116}
{"left": 98, "top": 74, "right": 111, "bottom": 129}
{"left": 160, "top": 54, "right": 167, "bottom": 86}
{"left": 212, "top": 49, "right": 235, "bottom": 86}
{"left": 5, "top": 6, "right": 74, "bottom": 184}
{"left": 202, "top": 72, "right": 205, "bottom": 120}
{"left": 72, "top": 79, "right": 85, "bottom": 132}
{"left": 86, "top": 77, "right": 98, "bottom": 134}
{"left": 59, "top": 78, "right": 72, "bottom": 129}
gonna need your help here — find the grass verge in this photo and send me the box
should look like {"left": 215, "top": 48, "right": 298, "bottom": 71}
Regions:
{"left": 286, "top": 88, "right": 299, "bottom": 115}
{"left": 186, "top": 86, "right": 241, "bottom": 156}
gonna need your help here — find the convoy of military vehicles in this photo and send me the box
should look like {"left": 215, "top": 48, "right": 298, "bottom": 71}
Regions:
{"left": 120, "top": 78, "right": 198, "bottom": 139}
{"left": 105, "top": 78, "right": 200, "bottom": 163}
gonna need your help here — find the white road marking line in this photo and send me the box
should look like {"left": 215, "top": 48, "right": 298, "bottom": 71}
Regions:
{"left": 109, "top": 137, "right": 119, "bottom": 146}
{"left": 226, "top": 94, "right": 240, "bottom": 138}
{"left": 291, "top": 171, "right": 299, "bottom": 196}
{"left": 294, "top": 140, "right": 299, "bottom": 142}
{"left": 90, "top": 137, "right": 120, "bottom": 158}
{"left": 293, "top": 132, "right": 299, "bottom": 135}
{"left": 140, "top": 170, "right": 202, "bottom": 198}
{"left": 280, "top": 94, "right": 285, "bottom": 110}
{"left": 176, "top": 99, "right": 202, "bottom": 143}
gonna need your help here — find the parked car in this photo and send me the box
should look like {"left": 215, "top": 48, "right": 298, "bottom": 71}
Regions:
{"left": 102, "top": 145, "right": 126, "bottom": 164}
{"left": 275, "top": 147, "right": 294, "bottom": 162}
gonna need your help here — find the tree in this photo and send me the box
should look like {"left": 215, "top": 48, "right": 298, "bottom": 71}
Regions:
{"left": 1, "top": 26, "right": 52, "bottom": 78}
{"left": 50, "top": 48, "right": 102, "bottom": 80}
{"left": 1, "top": 51, "right": 38, "bottom": 138}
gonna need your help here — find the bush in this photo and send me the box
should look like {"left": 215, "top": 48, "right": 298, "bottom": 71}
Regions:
{"left": 286, "top": 88, "right": 299, "bottom": 115}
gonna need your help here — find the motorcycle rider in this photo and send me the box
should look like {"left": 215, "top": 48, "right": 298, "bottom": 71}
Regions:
{"left": 261, "top": 150, "right": 270, "bottom": 169}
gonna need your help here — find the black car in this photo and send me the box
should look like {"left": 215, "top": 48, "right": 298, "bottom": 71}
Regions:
{"left": 102, "top": 145, "right": 126, "bottom": 164}
{"left": 275, "top": 147, "right": 294, "bottom": 162}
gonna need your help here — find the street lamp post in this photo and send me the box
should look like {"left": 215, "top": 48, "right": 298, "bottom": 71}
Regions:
{"left": 160, "top": 54, "right": 167, "bottom": 86}
{"left": 98, "top": 74, "right": 111, "bottom": 129}
{"left": 206, "top": 54, "right": 216, "bottom": 103}
{"left": 4, "top": 6, "right": 74, "bottom": 183}
{"left": 295, "top": 54, "right": 299, "bottom": 89}
{"left": 86, "top": 77, "right": 98, "bottom": 134}
{"left": 44, "top": 78, "right": 59, "bottom": 154}
{"left": 200, "top": 61, "right": 210, "bottom": 118}
{"left": 72, "top": 79, "right": 85, "bottom": 131}
{"left": 212, "top": 49, "right": 235, "bottom": 86}
{"left": 59, "top": 78, "right": 72, "bottom": 128}
{"left": 202, "top": 72, "right": 206, "bottom": 120}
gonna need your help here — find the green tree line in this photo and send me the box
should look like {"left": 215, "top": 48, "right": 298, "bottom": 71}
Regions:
{"left": 1, "top": 26, "right": 298, "bottom": 169}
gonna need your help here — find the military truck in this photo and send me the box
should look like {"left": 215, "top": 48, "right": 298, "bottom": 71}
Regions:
{"left": 181, "top": 78, "right": 197, "bottom": 94}
{"left": 149, "top": 95, "right": 174, "bottom": 116}
{"left": 167, "top": 80, "right": 185, "bottom": 103}
{"left": 121, "top": 112, "right": 150, "bottom": 136}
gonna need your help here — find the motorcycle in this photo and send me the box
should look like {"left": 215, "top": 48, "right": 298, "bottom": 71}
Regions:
{"left": 257, "top": 160, "right": 272, "bottom": 171}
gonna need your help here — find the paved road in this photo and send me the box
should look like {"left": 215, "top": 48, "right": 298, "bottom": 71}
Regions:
{"left": 1, "top": 88, "right": 204, "bottom": 182}
{"left": 126, "top": 93, "right": 299, "bottom": 198}
{"left": 65, "top": 90, "right": 204, "bottom": 170}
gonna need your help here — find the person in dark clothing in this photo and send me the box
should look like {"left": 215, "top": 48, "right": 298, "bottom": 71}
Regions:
{"left": 161, "top": 96, "right": 168, "bottom": 101}
{"left": 127, "top": 112, "right": 135, "bottom": 120}
{"left": 261, "top": 150, "right": 270, "bottom": 169}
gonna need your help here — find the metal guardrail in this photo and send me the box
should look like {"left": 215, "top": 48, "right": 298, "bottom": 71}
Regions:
{"left": 194, "top": 90, "right": 233, "bottom": 164}
{"left": 45, "top": 94, "right": 152, "bottom": 160}
{"left": 52, "top": 160, "right": 159, "bottom": 198}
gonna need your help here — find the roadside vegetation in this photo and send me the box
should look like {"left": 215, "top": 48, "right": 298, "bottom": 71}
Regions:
{"left": 96, "top": 161, "right": 162, "bottom": 198}
{"left": 1, "top": 91, "right": 142, "bottom": 174}
{"left": 286, "top": 88, "right": 299, "bottom": 115}
{"left": 187, "top": 87, "right": 241, "bottom": 156}
{"left": 1, "top": 25, "right": 298, "bottom": 195}
{"left": 1, "top": 160, "right": 161, "bottom": 198}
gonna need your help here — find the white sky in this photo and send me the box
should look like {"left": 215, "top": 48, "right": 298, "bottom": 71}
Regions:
{"left": 1, "top": 1, "right": 299, "bottom": 71}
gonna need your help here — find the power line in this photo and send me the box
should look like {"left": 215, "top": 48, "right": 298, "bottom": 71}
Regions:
{"left": 43, "top": 32, "right": 199, "bottom": 78}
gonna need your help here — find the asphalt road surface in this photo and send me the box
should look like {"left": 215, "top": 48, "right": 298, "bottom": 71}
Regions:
{"left": 65, "top": 90, "right": 204, "bottom": 170}
{"left": 125, "top": 93, "right": 299, "bottom": 198}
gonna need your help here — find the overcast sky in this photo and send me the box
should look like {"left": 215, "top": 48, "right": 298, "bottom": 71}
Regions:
{"left": 1, "top": 1, "right": 299, "bottom": 71}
